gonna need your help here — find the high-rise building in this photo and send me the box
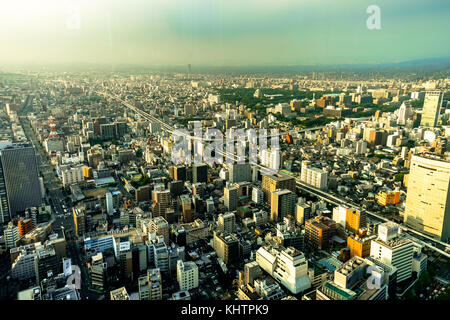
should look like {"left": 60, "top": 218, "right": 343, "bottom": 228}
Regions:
{"left": 135, "top": 185, "right": 151, "bottom": 202}
{"left": 89, "top": 252, "right": 107, "bottom": 290}
{"left": 213, "top": 232, "right": 239, "bottom": 265}
{"left": 174, "top": 166, "right": 186, "bottom": 181}
{"left": 224, "top": 185, "right": 238, "bottom": 211}
{"left": 115, "top": 121, "right": 128, "bottom": 138}
{"left": 367, "top": 129, "right": 384, "bottom": 147}
{"left": 4, "top": 222, "right": 19, "bottom": 249}
{"left": 180, "top": 195, "right": 193, "bottom": 223}
{"left": 106, "top": 192, "right": 114, "bottom": 216}
{"left": 243, "top": 261, "right": 262, "bottom": 286}
{"left": 110, "top": 287, "right": 130, "bottom": 300}
{"left": 35, "top": 246, "right": 59, "bottom": 284}
{"left": 305, "top": 216, "right": 336, "bottom": 250}
{"left": 218, "top": 212, "right": 236, "bottom": 234}
{"left": 404, "top": 154, "right": 450, "bottom": 241}
{"left": 295, "top": 202, "right": 311, "bottom": 225}
{"left": 59, "top": 164, "right": 84, "bottom": 187}
{"left": 251, "top": 187, "right": 263, "bottom": 205}
{"left": 229, "top": 163, "right": 252, "bottom": 183}
{"left": 149, "top": 216, "right": 170, "bottom": 245}
{"left": 262, "top": 173, "right": 296, "bottom": 205}
{"left": 370, "top": 235, "right": 414, "bottom": 283}
{"left": 118, "top": 245, "right": 133, "bottom": 281}
{"left": 345, "top": 208, "right": 367, "bottom": 235}
{"left": 0, "top": 144, "right": 42, "bottom": 222}
{"left": 152, "top": 189, "right": 171, "bottom": 220}
{"left": 420, "top": 91, "right": 444, "bottom": 127}
{"left": 300, "top": 162, "right": 328, "bottom": 190}
{"left": 347, "top": 234, "right": 376, "bottom": 258}
{"left": 100, "top": 123, "right": 115, "bottom": 140}
{"left": 0, "top": 148, "right": 9, "bottom": 224}
{"left": 397, "top": 101, "right": 413, "bottom": 126}
{"left": 17, "top": 218, "right": 34, "bottom": 237}
{"left": 138, "top": 268, "right": 162, "bottom": 300}
{"left": 355, "top": 140, "right": 368, "bottom": 155}
{"left": 73, "top": 207, "right": 86, "bottom": 236}
{"left": 270, "top": 189, "right": 297, "bottom": 222}
{"left": 375, "top": 189, "right": 400, "bottom": 206}
{"left": 192, "top": 163, "right": 208, "bottom": 183}
{"left": 72, "top": 207, "right": 86, "bottom": 236}
{"left": 256, "top": 245, "right": 311, "bottom": 294}
{"left": 177, "top": 260, "right": 199, "bottom": 291}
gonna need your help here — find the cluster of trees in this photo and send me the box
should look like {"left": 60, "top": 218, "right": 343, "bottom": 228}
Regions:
{"left": 413, "top": 264, "right": 438, "bottom": 294}
{"left": 130, "top": 174, "right": 150, "bottom": 189}
{"left": 411, "top": 98, "right": 425, "bottom": 109}
{"left": 394, "top": 172, "right": 407, "bottom": 182}
{"left": 135, "top": 148, "right": 143, "bottom": 158}
{"left": 368, "top": 153, "right": 395, "bottom": 160}
{"left": 273, "top": 113, "right": 341, "bottom": 128}
{"left": 88, "top": 95, "right": 104, "bottom": 103}
{"left": 89, "top": 137, "right": 104, "bottom": 146}
{"left": 350, "top": 104, "right": 399, "bottom": 118}
{"left": 216, "top": 88, "right": 338, "bottom": 109}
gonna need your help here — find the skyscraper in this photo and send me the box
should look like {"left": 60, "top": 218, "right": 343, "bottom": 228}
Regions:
{"left": 345, "top": 208, "right": 367, "bottom": 235}
{"left": 404, "top": 154, "right": 450, "bottom": 241}
{"left": 3, "top": 222, "right": 19, "bottom": 249}
{"left": 420, "top": 91, "right": 444, "bottom": 127}
{"left": 397, "top": 101, "right": 413, "bottom": 126}
{"left": 355, "top": 140, "right": 368, "bottom": 155}
{"left": 218, "top": 212, "right": 236, "bottom": 233}
{"left": 370, "top": 224, "right": 414, "bottom": 283}
{"left": 106, "top": 192, "right": 114, "bottom": 216}
{"left": 229, "top": 163, "right": 251, "bottom": 183}
{"left": 0, "top": 144, "right": 42, "bottom": 222}
{"left": 256, "top": 246, "right": 311, "bottom": 294}
{"left": 149, "top": 216, "right": 170, "bottom": 245}
{"left": 192, "top": 163, "right": 208, "bottom": 183}
{"left": 261, "top": 173, "right": 296, "bottom": 205}
{"left": 177, "top": 260, "right": 199, "bottom": 291}
{"left": 270, "top": 189, "right": 297, "bottom": 222}
{"left": 224, "top": 185, "right": 238, "bottom": 211}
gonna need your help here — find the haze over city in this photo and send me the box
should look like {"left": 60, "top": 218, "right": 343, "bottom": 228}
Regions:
{"left": 0, "top": 0, "right": 449, "bottom": 67}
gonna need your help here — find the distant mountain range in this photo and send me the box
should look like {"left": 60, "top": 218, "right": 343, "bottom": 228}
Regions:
{"left": 2, "top": 57, "right": 450, "bottom": 74}
{"left": 116, "top": 57, "right": 450, "bottom": 73}
{"left": 187, "top": 57, "right": 450, "bottom": 73}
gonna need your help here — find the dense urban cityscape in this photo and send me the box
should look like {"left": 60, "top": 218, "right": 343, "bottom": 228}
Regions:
{"left": 0, "top": 68, "right": 449, "bottom": 302}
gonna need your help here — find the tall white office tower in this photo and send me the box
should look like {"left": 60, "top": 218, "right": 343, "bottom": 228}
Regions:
{"left": 420, "top": 91, "right": 444, "bottom": 127}
{"left": 106, "top": 192, "right": 114, "bottom": 216}
{"left": 404, "top": 154, "right": 450, "bottom": 241}
{"left": 397, "top": 101, "right": 413, "bottom": 126}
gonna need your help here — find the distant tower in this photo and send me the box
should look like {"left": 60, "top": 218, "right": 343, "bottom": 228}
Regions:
{"left": 187, "top": 64, "right": 192, "bottom": 79}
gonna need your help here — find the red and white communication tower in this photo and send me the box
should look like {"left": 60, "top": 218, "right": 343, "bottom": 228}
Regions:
{"left": 48, "top": 115, "right": 58, "bottom": 138}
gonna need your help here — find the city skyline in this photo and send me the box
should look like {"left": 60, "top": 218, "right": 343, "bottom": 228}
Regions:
{"left": 0, "top": 0, "right": 449, "bottom": 306}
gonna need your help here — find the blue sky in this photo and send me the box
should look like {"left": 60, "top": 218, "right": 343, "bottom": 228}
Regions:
{"left": 0, "top": 0, "right": 448, "bottom": 66}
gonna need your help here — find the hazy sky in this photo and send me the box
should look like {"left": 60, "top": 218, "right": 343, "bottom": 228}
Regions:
{"left": 0, "top": 0, "right": 449, "bottom": 67}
